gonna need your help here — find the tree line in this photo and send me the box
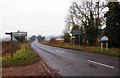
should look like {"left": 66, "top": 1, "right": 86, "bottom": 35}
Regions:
{"left": 64, "top": 0, "right": 120, "bottom": 48}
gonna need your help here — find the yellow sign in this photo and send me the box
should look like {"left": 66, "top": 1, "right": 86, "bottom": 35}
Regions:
{"left": 72, "top": 36, "right": 76, "bottom": 39}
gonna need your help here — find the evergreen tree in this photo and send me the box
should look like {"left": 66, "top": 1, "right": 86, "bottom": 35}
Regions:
{"left": 64, "top": 33, "right": 71, "bottom": 43}
{"left": 86, "top": 11, "right": 98, "bottom": 46}
{"left": 105, "top": 2, "right": 120, "bottom": 47}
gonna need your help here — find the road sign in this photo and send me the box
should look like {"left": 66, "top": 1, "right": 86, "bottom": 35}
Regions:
{"left": 101, "top": 36, "right": 108, "bottom": 42}
{"left": 12, "top": 32, "right": 27, "bottom": 37}
{"left": 101, "top": 36, "right": 108, "bottom": 51}
{"left": 72, "top": 36, "right": 76, "bottom": 39}
{"left": 73, "top": 29, "right": 80, "bottom": 35}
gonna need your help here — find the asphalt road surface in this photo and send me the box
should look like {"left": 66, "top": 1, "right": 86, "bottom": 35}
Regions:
{"left": 31, "top": 40, "right": 119, "bottom": 76}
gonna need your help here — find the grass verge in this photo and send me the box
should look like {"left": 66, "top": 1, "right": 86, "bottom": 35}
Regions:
{"left": 41, "top": 42, "right": 120, "bottom": 57}
{"left": 2, "top": 44, "right": 38, "bottom": 67}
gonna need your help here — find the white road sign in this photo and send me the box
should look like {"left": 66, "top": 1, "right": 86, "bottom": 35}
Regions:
{"left": 12, "top": 32, "right": 27, "bottom": 36}
{"left": 73, "top": 29, "right": 80, "bottom": 35}
{"left": 101, "top": 36, "right": 108, "bottom": 41}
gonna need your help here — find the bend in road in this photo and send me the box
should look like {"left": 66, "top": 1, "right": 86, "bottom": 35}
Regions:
{"left": 31, "top": 40, "right": 119, "bottom": 76}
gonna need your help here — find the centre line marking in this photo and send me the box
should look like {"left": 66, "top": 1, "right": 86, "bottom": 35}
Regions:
{"left": 88, "top": 60, "right": 115, "bottom": 69}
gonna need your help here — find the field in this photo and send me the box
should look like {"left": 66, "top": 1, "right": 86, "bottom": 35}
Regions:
{"left": 2, "top": 41, "right": 21, "bottom": 55}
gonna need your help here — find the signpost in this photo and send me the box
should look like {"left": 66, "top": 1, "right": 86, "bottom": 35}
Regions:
{"left": 5, "top": 32, "right": 13, "bottom": 57}
{"left": 101, "top": 36, "right": 108, "bottom": 51}
{"left": 5, "top": 31, "right": 27, "bottom": 57}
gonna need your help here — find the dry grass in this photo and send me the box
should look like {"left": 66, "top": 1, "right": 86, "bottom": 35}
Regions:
{"left": 2, "top": 41, "right": 21, "bottom": 55}
{"left": 41, "top": 41, "right": 120, "bottom": 57}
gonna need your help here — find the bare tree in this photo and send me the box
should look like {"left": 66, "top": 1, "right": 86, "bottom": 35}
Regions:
{"left": 65, "top": 0, "right": 107, "bottom": 46}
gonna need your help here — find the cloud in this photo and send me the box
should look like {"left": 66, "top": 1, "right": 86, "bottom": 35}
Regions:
{"left": 0, "top": 0, "right": 71, "bottom": 38}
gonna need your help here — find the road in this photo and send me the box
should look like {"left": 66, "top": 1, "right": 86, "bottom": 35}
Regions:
{"left": 31, "top": 40, "right": 119, "bottom": 76}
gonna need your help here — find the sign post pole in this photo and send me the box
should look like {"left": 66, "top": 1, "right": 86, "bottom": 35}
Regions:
{"left": 11, "top": 33, "right": 13, "bottom": 57}
{"left": 25, "top": 35, "right": 27, "bottom": 53}
{"left": 101, "top": 43, "right": 103, "bottom": 51}
{"left": 79, "top": 34, "right": 80, "bottom": 46}
{"left": 72, "top": 31, "right": 75, "bottom": 45}
{"left": 106, "top": 42, "right": 108, "bottom": 50}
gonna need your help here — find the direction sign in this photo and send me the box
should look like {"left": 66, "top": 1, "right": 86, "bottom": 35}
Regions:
{"left": 12, "top": 32, "right": 27, "bottom": 37}
{"left": 73, "top": 29, "right": 80, "bottom": 35}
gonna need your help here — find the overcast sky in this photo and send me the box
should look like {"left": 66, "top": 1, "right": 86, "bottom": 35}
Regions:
{"left": 0, "top": 0, "right": 72, "bottom": 38}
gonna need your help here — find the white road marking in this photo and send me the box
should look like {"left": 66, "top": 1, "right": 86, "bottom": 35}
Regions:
{"left": 88, "top": 60, "right": 115, "bottom": 69}
{"left": 59, "top": 51, "right": 63, "bottom": 53}
{"left": 47, "top": 49, "right": 52, "bottom": 51}
{"left": 56, "top": 50, "right": 64, "bottom": 53}
{"left": 42, "top": 47, "right": 44, "bottom": 49}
